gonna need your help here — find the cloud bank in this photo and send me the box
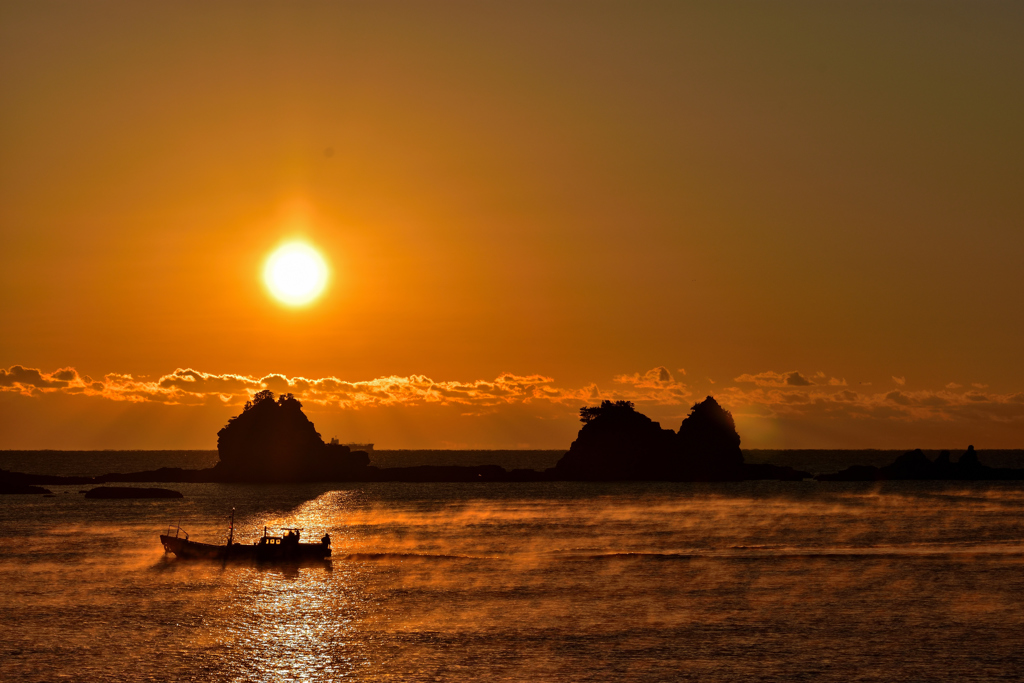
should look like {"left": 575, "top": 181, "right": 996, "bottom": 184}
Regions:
{"left": 0, "top": 364, "right": 691, "bottom": 411}
{"left": 4, "top": 365, "right": 1024, "bottom": 432}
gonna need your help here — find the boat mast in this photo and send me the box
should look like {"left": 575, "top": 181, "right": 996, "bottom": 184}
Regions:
{"left": 227, "top": 508, "right": 235, "bottom": 546}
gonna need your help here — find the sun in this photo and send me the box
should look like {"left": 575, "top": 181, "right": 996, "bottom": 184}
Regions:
{"left": 263, "top": 241, "right": 329, "bottom": 306}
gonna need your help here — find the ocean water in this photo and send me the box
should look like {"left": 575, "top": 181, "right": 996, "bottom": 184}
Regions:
{"left": 3, "top": 480, "right": 1024, "bottom": 681}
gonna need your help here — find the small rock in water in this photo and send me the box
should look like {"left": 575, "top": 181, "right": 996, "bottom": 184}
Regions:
{"left": 0, "top": 484, "right": 52, "bottom": 495}
{"left": 84, "top": 486, "right": 183, "bottom": 499}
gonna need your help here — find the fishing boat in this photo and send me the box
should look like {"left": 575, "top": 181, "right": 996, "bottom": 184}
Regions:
{"left": 160, "top": 509, "right": 331, "bottom": 562}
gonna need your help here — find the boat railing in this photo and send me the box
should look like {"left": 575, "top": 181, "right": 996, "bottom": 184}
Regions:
{"left": 165, "top": 521, "right": 188, "bottom": 540}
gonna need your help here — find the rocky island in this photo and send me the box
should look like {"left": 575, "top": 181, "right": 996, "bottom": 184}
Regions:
{"left": 4, "top": 391, "right": 1020, "bottom": 486}
{"left": 552, "top": 397, "right": 807, "bottom": 481}
{"left": 816, "top": 445, "right": 1024, "bottom": 481}
{"left": 213, "top": 390, "right": 370, "bottom": 482}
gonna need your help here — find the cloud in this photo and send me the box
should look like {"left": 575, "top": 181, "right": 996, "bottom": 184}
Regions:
{"left": 893, "top": 376, "right": 906, "bottom": 386}
{"left": 735, "top": 371, "right": 787, "bottom": 386}
{"left": 886, "top": 391, "right": 912, "bottom": 406}
{"left": 614, "top": 366, "right": 674, "bottom": 386}
{"left": 51, "top": 369, "right": 78, "bottom": 382}
{"left": 610, "top": 366, "right": 692, "bottom": 406}
{"left": 157, "top": 368, "right": 260, "bottom": 395}
{"left": 735, "top": 370, "right": 816, "bottom": 387}
{"left": 715, "top": 372, "right": 1024, "bottom": 427}
{"left": 0, "top": 365, "right": 78, "bottom": 392}
{"left": 785, "top": 372, "right": 813, "bottom": 386}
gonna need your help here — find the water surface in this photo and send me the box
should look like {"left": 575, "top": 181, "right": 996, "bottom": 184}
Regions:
{"left": 3, "top": 481, "right": 1023, "bottom": 681}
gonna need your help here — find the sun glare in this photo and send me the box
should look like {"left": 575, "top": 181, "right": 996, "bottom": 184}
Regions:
{"left": 264, "top": 242, "right": 329, "bottom": 306}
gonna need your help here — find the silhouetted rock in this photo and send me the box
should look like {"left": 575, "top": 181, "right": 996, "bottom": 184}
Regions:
{"left": 677, "top": 396, "right": 745, "bottom": 479}
{"left": 0, "top": 467, "right": 92, "bottom": 487}
{"left": 553, "top": 401, "right": 677, "bottom": 480}
{"left": 213, "top": 390, "right": 370, "bottom": 482}
{"left": 0, "top": 482, "right": 52, "bottom": 494}
{"left": 84, "top": 486, "right": 183, "bottom": 499}
{"left": 817, "top": 445, "right": 1024, "bottom": 481}
{"left": 887, "top": 449, "right": 936, "bottom": 479}
{"left": 959, "top": 445, "right": 981, "bottom": 468}
{"left": 553, "top": 397, "right": 809, "bottom": 481}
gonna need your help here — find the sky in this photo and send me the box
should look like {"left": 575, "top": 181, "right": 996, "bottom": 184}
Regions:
{"left": 2, "top": 1, "right": 1023, "bottom": 450}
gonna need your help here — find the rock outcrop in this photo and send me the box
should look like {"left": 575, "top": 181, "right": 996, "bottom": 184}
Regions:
{"left": 676, "top": 396, "right": 745, "bottom": 479}
{"left": 0, "top": 481, "right": 52, "bottom": 494}
{"left": 816, "top": 445, "right": 1021, "bottom": 481}
{"left": 213, "top": 390, "right": 370, "bottom": 482}
{"left": 552, "top": 396, "right": 808, "bottom": 481}
{"left": 552, "top": 400, "right": 677, "bottom": 480}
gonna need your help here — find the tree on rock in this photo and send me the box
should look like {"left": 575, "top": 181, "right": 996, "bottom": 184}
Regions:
{"left": 676, "top": 396, "right": 744, "bottom": 478}
{"left": 579, "top": 400, "right": 637, "bottom": 424}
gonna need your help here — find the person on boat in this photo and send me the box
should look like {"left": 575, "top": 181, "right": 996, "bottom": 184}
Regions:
{"left": 321, "top": 533, "right": 331, "bottom": 546}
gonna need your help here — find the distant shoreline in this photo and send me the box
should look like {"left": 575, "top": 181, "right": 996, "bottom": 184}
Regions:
{"left": 4, "top": 448, "right": 1024, "bottom": 479}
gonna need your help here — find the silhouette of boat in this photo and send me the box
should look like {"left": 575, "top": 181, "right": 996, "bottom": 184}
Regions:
{"left": 160, "top": 509, "right": 331, "bottom": 562}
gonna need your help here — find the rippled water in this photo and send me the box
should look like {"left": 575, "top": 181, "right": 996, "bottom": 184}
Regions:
{"left": 3, "top": 481, "right": 1024, "bottom": 681}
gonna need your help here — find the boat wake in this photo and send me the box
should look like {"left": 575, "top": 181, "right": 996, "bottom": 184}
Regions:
{"left": 335, "top": 552, "right": 478, "bottom": 561}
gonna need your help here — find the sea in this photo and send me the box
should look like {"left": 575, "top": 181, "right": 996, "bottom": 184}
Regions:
{"left": 3, "top": 451, "right": 1024, "bottom": 681}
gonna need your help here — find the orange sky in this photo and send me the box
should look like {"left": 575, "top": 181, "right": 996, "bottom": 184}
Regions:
{"left": 2, "top": 2, "right": 1023, "bottom": 449}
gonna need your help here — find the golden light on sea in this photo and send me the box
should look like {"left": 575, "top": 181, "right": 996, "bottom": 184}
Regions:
{"left": 263, "top": 241, "right": 330, "bottom": 307}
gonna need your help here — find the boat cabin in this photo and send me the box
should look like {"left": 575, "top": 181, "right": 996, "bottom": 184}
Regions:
{"left": 256, "top": 526, "right": 304, "bottom": 547}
